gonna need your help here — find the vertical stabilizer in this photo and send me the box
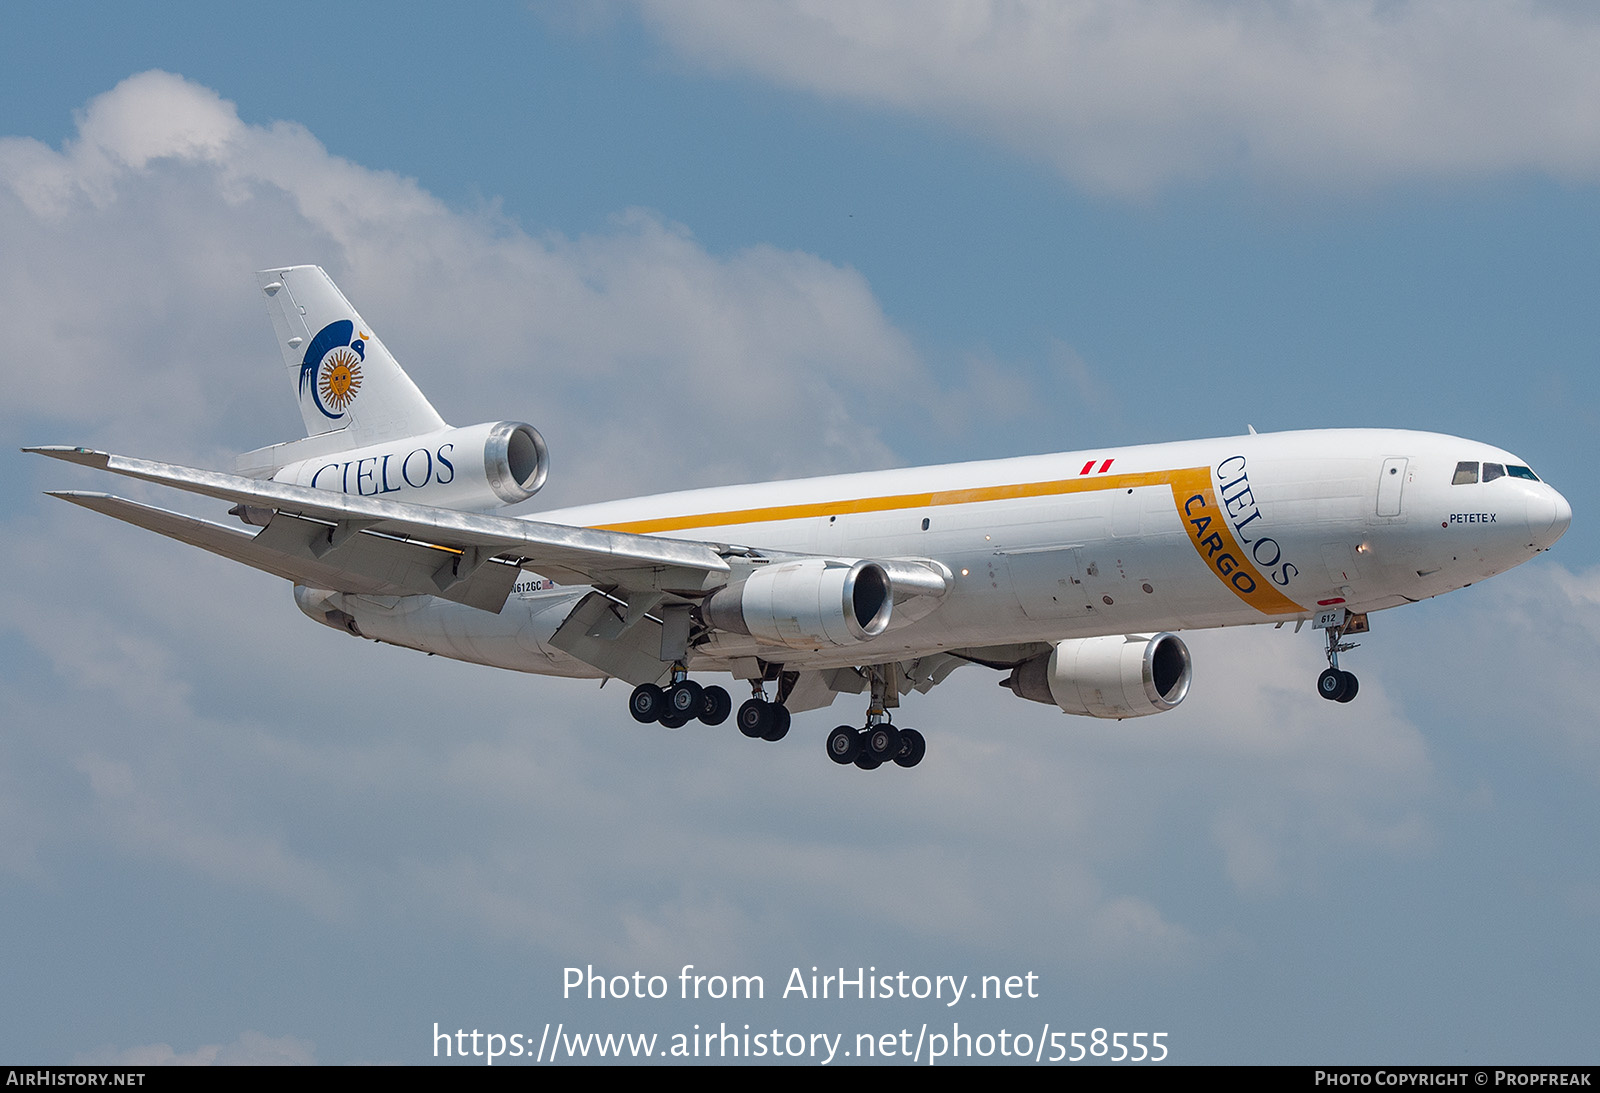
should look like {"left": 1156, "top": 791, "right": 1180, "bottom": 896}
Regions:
{"left": 257, "top": 266, "right": 447, "bottom": 445}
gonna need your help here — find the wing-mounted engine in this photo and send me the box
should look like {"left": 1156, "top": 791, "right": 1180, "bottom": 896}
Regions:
{"left": 703, "top": 558, "right": 894, "bottom": 649}
{"left": 1002, "top": 633, "right": 1191, "bottom": 718}
{"left": 271, "top": 421, "right": 549, "bottom": 512}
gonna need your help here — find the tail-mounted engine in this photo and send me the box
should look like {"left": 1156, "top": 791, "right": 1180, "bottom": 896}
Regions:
{"left": 273, "top": 421, "right": 549, "bottom": 512}
{"left": 1003, "top": 633, "right": 1192, "bottom": 718}
{"left": 703, "top": 558, "right": 894, "bottom": 650}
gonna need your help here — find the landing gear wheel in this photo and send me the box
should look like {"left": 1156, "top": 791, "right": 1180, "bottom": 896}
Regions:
{"left": 854, "top": 747, "right": 882, "bottom": 771}
{"left": 893, "top": 727, "right": 926, "bottom": 768}
{"left": 659, "top": 708, "right": 692, "bottom": 729}
{"left": 761, "top": 704, "right": 791, "bottom": 742}
{"left": 1335, "top": 671, "right": 1359, "bottom": 703}
{"left": 666, "top": 680, "right": 704, "bottom": 718}
{"left": 736, "top": 699, "right": 769, "bottom": 739}
{"left": 699, "top": 685, "right": 732, "bottom": 726}
{"left": 866, "top": 724, "right": 902, "bottom": 759}
{"left": 1317, "top": 667, "right": 1349, "bottom": 702}
{"left": 826, "top": 725, "right": 860, "bottom": 764}
{"left": 629, "top": 683, "right": 664, "bottom": 724}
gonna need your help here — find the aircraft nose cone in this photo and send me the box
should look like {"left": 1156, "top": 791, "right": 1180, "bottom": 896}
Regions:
{"left": 1528, "top": 485, "right": 1572, "bottom": 548}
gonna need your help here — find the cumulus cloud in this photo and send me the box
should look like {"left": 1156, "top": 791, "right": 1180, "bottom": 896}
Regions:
{"left": 1401, "top": 562, "right": 1600, "bottom": 782}
{"left": 626, "top": 0, "right": 1600, "bottom": 195}
{"left": 0, "top": 70, "right": 919, "bottom": 500}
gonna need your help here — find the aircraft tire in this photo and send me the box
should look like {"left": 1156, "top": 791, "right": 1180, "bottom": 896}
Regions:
{"left": 659, "top": 708, "right": 692, "bottom": 729}
{"left": 1317, "top": 668, "right": 1349, "bottom": 702}
{"left": 893, "top": 728, "right": 926, "bottom": 768}
{"left": 737, "top": 699, "right": 769, "bottom": 739}
{"left": 700, "top": 685, "right": 732, "bottom": 725}
{"left": 667, "top": 680, "right": 704, "bottom": 717}
{"left": 1336, "top": 671, "right": 1359, "bottom": 703}
{"left": 827, "top": 725, "right": 860, "bottom": 764}
{"left": 630, "top": 683, "right": 664, "bottom": 723}
{"left": 761, "top": 704, "right": 791, "bottom": 742}
{"left": 866, "top": 724, "right": 901, "bottom": 759}
{"left": 854, "top": 748, "right": 882, "bottom": 771}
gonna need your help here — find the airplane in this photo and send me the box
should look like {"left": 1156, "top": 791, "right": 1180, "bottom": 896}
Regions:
{"left": 27, "top": 266, "right": 1572, "bottom": 770}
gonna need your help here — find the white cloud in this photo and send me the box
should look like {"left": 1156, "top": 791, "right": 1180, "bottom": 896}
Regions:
{"left": 78, "top": 1030, "right": 316, "bottom": 1066}
{"left": 0, "top": 70, "right": 920, "bottom": 500}
{"left": 1400, "top": 562, "right": 1600, "bottom": 781}
{"left": 627, "top": 0, "right": 1600, "bottom": 195}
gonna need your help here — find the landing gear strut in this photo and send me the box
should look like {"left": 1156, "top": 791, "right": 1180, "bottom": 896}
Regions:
{"left": 1316, "top": 614, "right": 1362, "bottom": 703}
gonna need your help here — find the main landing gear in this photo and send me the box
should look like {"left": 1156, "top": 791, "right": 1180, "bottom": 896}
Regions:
{"left": 628, "top": 671, "right": 790, "bottom": 740}
{"left": 735, "top": 687, "right": 791, "bottom": 742}
{"left": 826, "top": 721, "right": 926, "bottom": 770}
{"left": 825, "top": 667, "right": 926, "bottom": 770}
{"left": 629, "top": 670, "right": 732, "bottom": 729}
{"left": 629, "top": 665, "right": 929, "bottom": 769}
{"left": 1316, "top": 613, "right": 1362, "bottom": 704}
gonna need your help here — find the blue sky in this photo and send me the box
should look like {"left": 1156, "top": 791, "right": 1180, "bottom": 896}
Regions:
{"left": 3, "top": 1, "right": 1597, "bottom": 1065}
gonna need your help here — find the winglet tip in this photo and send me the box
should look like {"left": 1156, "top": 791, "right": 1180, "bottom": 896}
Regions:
{"left": 43, "top": 489, "right": 114, "bottom": 506}
{"left": 22, "top": 445, "right": 110, "bottom": 467}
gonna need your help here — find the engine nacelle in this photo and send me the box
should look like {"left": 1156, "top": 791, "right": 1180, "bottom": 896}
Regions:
{"left": 703, "top": 559, "right": 893, "bottom": 649}
{"left": 1003, "top": 633, "right": 1191, "bottom": 719}
{"left": 274, "top": 421, "right": 548, "bottom": 511}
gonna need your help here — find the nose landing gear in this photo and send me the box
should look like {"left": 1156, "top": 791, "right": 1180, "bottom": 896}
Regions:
{"left": 1315, "top": 610, "right": 1365, "bottom": 703}
{"left": 1318, "top": 666, "right": 1358, "bottom": 703}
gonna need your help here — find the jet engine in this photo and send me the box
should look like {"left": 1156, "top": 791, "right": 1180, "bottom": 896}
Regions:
{"left": 703, "top": 559, "right": 893, "bottom": 649}
{"left": 1002, "top": 633, "right": 1192, "bottom": 719}
{"left": 273, "top": 421, "right": 549, "bottom": 512}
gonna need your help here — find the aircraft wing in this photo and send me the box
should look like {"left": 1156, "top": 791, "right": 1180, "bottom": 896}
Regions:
{"left": 28, "top": 446, "right": 732, "bottom": 606}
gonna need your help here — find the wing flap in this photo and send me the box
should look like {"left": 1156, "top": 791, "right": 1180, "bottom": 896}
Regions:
{"left": 547, "top": 591, "right": 672, "bottom": 686}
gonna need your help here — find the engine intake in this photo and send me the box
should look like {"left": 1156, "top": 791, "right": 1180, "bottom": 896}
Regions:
{"left": 704, "top": 559, "right": 893, "bottom": 649}
{"left": 1003, "top": 633, "right": 1191, "bottom": 719}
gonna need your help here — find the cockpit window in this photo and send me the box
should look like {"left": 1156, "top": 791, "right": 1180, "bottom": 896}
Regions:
{"left": 1507, "top": 464, "right": 1540, "bottom": 481}
{"left": 1452, "top": 461, "right": 1479, "bottom": 485}
{"left": 1483, "top": 463, "right": 1505, "bottom": 482}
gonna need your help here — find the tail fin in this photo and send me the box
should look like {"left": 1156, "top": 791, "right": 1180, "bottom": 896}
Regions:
{"left": 239, "top": 267, "right": 447, "bottom": 475}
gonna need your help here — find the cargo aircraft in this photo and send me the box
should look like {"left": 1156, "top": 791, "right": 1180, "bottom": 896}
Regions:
{"left": 28, "top": 267, "right": 1572, "bottom": 769}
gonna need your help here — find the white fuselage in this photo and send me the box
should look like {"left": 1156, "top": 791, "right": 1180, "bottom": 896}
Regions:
{"left": 326, "top": 428, "right": 1570, "bottom": 678}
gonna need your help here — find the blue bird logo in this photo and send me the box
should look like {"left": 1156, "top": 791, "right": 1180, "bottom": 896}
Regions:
{"left": 299, "top": 320, "right": 367, "bottom": 420}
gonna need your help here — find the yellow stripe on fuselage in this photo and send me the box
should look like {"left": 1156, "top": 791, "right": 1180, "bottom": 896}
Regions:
{"left": 594, "top": 467, "right": 1305, "bottom": 616}
{"left": 594, "top": 470, "right": 1180, "bottom": 534}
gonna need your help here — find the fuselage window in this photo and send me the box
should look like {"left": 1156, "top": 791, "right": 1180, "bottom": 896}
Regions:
{"left": 1483, "top": 463, "right": 1505, "bottom": 483}
{"left": 1507, "top": 465, "right": 1540, "bottom": 482}
{"left": 1452, "top": 461, "right": 1479, "bottom": 485}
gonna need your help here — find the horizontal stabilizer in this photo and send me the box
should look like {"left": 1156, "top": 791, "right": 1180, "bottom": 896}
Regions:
{"left": 48, "top": 492, "right": 519, "bottom": 613}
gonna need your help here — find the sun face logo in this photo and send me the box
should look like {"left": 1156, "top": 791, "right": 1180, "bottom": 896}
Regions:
{"left": 318, "top": 346, "right": 363, "bottom": 413}
{"left": 298, "top": 320, "right": 367, "bottom": 420}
